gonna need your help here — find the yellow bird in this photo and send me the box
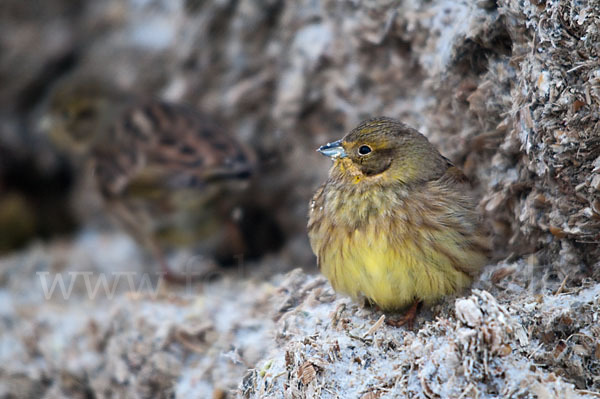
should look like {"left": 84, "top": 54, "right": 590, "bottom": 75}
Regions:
{"left": 308, "top": 117, "right": 489, "bottom": 326}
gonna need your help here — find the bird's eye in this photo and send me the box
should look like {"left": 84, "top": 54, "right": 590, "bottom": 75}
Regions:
{"left": 358, "top": 145, "right": 372, "bottom": 155}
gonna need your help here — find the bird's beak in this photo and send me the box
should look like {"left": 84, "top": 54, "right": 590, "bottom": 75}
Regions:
{"left": 317, "top": 139, "right": 346, "bottom": 159}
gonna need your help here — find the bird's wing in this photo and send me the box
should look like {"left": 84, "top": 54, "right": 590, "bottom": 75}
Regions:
{"left": 93, "top": 101, "right": 254, "bottom": 197}
{"left": 441, "top": 165, "right": 471, "bottom": 185}
{"left": 427, "top": 160, "right": 490, "bottom": 276}
{"left": 437, "top": 155, "right": 471, "bottom": 186}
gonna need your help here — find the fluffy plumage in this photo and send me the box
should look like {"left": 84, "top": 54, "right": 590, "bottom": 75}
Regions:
{"left": 308, "top": 117, "right": 489, "bottom": 315}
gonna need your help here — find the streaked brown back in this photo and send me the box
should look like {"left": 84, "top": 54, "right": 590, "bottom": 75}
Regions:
{"left": 93, "top": 101, "right": 254, "bottom": 197}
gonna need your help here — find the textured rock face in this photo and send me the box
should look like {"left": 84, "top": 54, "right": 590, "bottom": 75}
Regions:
{"left": 487, "top": 0, "right": 600, "bottom": 270}
{"left": 1, "top": 0, "right": 599, "bottom": 397}
{"left": 3, "top": 0, "right": 598, "bottom": 268}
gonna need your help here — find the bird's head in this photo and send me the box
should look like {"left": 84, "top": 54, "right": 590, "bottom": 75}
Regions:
{"left": 317, "top": 117, "right": 448, "bottom": 186}
{"left": 41, "top": 79, "right": 120, "bottom": 155}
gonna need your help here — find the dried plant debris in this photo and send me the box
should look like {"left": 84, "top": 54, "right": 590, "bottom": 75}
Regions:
{"left": 0, "top": 233, "right": 279, "bottom": 398}
{"left": 1, "top": 234, "right": 600, "bottom": 398}
{"left": 484, "top": 0, "right": 600, "bottom": 267}
{"left": 243, "top": 281, "right": 598, "bottom": 398}
{"left": 1, "top": 0, "right": 600, "bottom": 398}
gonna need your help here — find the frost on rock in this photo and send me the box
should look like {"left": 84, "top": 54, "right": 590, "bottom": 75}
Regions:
{"left": 242, "top": 277, "right": 595, "bottom": 399}
{"left": 1, "top": 234, "right": 599, "bottom": 398}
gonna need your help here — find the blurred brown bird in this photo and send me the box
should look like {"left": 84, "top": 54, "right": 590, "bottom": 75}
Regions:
{"left": 44, "top": 77, "right": 255, "bottom": 282}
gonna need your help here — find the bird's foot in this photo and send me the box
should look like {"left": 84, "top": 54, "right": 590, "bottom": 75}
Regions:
{"left": 159, "top": 261, "right": 192, "bottom": 285}
{"left": 385, "top": 300, "right": 421, "bottom": 329}
{"left": 161, "top": 268, "right": 194, "bottom": 285}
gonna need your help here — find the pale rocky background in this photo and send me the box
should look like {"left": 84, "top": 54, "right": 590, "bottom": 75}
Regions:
{"left": 0, "top": 0, "right": 599, "bottom": 398}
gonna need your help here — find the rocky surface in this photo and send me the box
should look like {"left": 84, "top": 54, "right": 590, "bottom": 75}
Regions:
{"left": 1, "top": 234, "right": 599, "bottom": 398}
{"left": 1, "top": 0, "right": 599, "bottom": 397}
